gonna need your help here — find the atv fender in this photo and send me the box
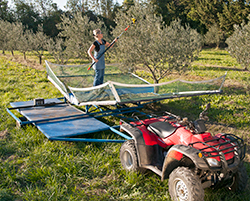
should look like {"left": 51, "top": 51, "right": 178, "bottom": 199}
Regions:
{"left": 121, "top": 123, "right": 164, "bottom": 168}
{"left": 161, "top": 144, "right": 209, "bottom": 181}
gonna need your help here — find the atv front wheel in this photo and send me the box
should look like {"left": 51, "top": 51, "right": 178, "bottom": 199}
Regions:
{"left": 120, "top": 140, "right": 142, "bottom": 172}
{"left": 228, "top": 162, "right": 248, "bottom": 192}
{"left": 169, "top": 167, "right": 204, "bottom": 201}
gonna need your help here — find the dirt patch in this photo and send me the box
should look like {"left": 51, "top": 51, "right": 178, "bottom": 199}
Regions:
{"left": 194, "top": 63, "right": 248, "bottom": 72}
{"left": 0, "top": 129, "right": 9, "bottom": 139}
{"left": 0, "top": 53, "right": 45, "bottom": 71}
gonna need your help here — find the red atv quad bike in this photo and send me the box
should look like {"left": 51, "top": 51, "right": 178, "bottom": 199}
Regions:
{"left": 119, "top": 103, "right": 248, "bottom": 201}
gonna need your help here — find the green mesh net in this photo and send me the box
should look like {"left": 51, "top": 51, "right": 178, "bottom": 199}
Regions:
{"left": 46, "top": 61, "right": 226, "bottom": 106}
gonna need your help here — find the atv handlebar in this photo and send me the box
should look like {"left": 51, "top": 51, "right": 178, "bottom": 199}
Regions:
{"left": 164, "top": 111, "right": 181, "bottom": 121}
{"left": 165, "top": 103, "right": 211, "bottom": 134}
{"left": 199, "top": 103, "right": 211, "bottom": 121}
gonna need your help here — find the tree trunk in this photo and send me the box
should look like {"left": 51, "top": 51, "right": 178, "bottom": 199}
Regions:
{"left": 154, "top": 80, "right": 159, "bottom": 93}
{"left": 39, "top": 56, "right": 42, "bottom": 64}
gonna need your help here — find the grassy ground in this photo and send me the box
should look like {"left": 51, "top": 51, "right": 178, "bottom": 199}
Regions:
{"left": 0, "top": 49, "right": 249, "bottom": 200}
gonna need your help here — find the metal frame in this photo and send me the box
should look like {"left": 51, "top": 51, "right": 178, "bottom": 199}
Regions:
{"left": 6, "top": 98, "right": 152, "bottom": 143}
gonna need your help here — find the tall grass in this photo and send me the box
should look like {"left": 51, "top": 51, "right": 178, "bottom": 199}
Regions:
{"left": 0, "top": 49, "right": 249, "bottom": 200}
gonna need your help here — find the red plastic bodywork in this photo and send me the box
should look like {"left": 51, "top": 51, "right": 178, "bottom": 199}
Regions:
{"left": 130, "top": 117, "right": 235, "bottom": 162}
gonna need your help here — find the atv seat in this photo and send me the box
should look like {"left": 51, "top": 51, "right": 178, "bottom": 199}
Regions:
{"left": 147, "top": 121, "right": 176, "bottom": 139}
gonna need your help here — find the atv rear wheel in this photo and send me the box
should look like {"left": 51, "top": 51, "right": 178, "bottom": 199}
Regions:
{"left": 228, "top": 162, "right": 248, "bottom": 193}
{"left": 120, "top": 140, "right": 142, "bottom": 172}
{"left": 169, "top": 167, "right": 204, "bottom": 201}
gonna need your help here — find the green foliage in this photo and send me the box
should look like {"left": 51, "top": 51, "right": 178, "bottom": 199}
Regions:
{"left": 28, "top": 25, "right": 49, "bottom": 64}
{"left": 122, "top": 0, "right": 135, "bottom": 10}
{"left": 6, "top": 22, "right": 24, "bottom": 56}
{"left": 14, "top": 0, "right": 40, "bottom": 33}
{"left": 46, "top": 37, "right": 73, "bottom": 64}
{"left": 31, "top": 0, "right": 54, "bottom": 17}
{"left": 204, "top": 24, "right": 224, "bottom": 48}
{"left": 0, "top": 21, "right": 27, "bottom": 57}
{"left": 188, "top": 0, "right": 222, "bottom": 29}
{"left": 2, "top": 0, "right": 250, "bottom": 46}
{"left": 65, "top": 0, "right": 88, "bottom": 13}
{"left": 150, "top": 0, "right": 195, "bottom": 28}
{"left": 186, "top": 0, "right": 250, "bottom": 36}
{"left": 17, "top": 29, "right": 32, "bottom": 60}
{"left": 0, "top": 0, "right": 14, "bottom": 22}
{"left": 113, "top": 3, "right": 203, "bottom": 83}
{"left": 58, "top": 12, "right": 108, "bottom": 60}
{"left": 218, "top": 0, "right": 250, "bottom": 36}
{"left": 0, "top": 20, "right": 11, "bottom": 54}
{"left": 226, "top": 17, "right": 250, "bottom": 71}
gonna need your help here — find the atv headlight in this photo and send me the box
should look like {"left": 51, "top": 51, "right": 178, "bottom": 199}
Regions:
{"left": 207, "top": 158, "right": 220, "bottom": 167}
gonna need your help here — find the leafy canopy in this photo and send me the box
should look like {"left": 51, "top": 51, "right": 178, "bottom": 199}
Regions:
{"left": 113, "top": 2, "right": 203, "bottom": 83}
{"left": 58, "top": 12, "right": 108, "bottom": 60}
{"left": 226, "top": 15, "right": 250, "bottom": 71}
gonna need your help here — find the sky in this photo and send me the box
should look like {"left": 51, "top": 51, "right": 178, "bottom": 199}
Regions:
{"left": 53, "top": 0, "right": 124, "bottom": 10}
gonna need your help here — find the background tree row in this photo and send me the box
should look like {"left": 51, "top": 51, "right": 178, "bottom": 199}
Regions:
{"left": 0, "top": 0, "right": 250, "bottom": 73}
{"left": 0, "top": 3, "right": 204, "bottom": 84}
{"left": 1, "top": 0, "right": 250, "bottom": 41}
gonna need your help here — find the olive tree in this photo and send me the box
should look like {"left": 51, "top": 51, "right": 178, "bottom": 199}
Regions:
{"left": 113, "top": 3, "right": 203, "bottom": 84}
{"left": 17, "top": 29, "right": 32, "bottom": 60}
{"left": 46, "top": 37, "right": 73, "bottom": 64}
{"left": 205, "top": 24, "right": 224, "bottom": 49}
{"left": 0, "top": 20, "right": 11, "bottom": 54}
{"left": 57, "top": 12, "right": 108, "bottom": 60}
{"left": 226, "top": 17, "right": 250, "bottom": 71}
{"left": 28, "top": 25, "right": 49, "bottom": 64}
{"left": 0, "top": 21, "right": 27, "bottom": 57}
{"left": 3, "top": 22, "right": 23, "bottom": 56}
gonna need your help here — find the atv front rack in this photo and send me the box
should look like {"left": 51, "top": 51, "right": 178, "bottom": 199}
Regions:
{"left": 189, "top": 134, "right": 246, "bottom": 169}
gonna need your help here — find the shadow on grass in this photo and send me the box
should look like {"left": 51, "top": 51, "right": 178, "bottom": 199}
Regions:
{"left": 204, "top": 185, "right": 250, "bottom": 201}
{"left": 0, "top": 189, "right": 15, "bottom": 201}
{"left": 196, "top": 57, "right": 222, "bottom": 61}
{"left": 193, "top": 63, "right": 248, "bottom": 72}
{"left": 150, "top": 92, "right": 249, "bottom": 128}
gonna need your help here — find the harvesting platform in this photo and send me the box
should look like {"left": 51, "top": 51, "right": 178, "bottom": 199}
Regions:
{"left": 7, "top": 98, "right": 134, "bottom": 143}
{"left": 7, "top": 61, "right": 227, "bottom": 143}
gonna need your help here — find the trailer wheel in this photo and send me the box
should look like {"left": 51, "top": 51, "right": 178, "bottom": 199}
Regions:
{"left": 120, "top": 140, "right": 142, "bottom": 172}
{"left": 169, "top": 167, "right": 204, "bottom": 201}
{"left": 228, "top": 162, "right": 248, "bottom": 193}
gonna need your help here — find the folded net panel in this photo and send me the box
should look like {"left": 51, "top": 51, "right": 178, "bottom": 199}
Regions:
{"left": 46, "top": 61, "right": 226, "bottom": 106}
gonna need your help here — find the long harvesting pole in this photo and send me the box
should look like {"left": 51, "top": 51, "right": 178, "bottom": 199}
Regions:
{"left": 87, "top": 18, "right": 137, "bottom": 71}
